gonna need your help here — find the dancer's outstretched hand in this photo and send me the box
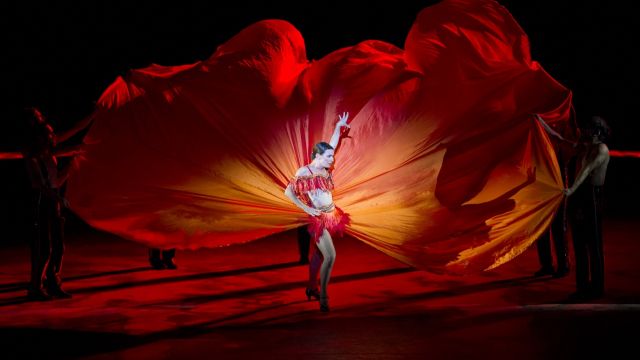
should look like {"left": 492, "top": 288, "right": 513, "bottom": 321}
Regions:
{"left": 336, "top": 112, "right": 350, "bottom": 129}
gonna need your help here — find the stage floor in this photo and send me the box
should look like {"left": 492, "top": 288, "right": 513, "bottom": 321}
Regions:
{"left": 1, "top": 218, "right": 639, "bottom": 359}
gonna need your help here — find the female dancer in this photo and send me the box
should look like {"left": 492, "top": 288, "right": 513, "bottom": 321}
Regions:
{"left": 284, "top": 112, "right": 351, "bottom": 312}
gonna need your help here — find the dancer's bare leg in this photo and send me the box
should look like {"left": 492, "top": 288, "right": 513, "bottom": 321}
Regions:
{"left": 315, "top": 229, "right": 336, "bottom": 299}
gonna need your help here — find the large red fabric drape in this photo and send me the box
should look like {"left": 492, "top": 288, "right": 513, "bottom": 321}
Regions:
{"left": 66, "top": 0, "right": 572, "bottom": 273}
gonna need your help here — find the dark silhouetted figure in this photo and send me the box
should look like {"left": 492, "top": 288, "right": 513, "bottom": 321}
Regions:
{"left": 148, "top": 248, "right": 177, "bottom": 270}
{"left": 565, "top": 116, "right": 610, "bottom": 300}
{"left": 297, "top": 225, "right": 310, "bottom": 265}
{"left": 22, "top": 108, "right": 73, "bottom": 300}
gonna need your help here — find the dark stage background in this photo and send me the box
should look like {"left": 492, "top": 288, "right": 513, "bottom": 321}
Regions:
{"left": 1, "top": 0, "right": 637, "bottom": 244}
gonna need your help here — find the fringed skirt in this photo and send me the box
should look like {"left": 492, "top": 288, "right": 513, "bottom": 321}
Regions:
{"left": 308, "top": 204, "right": 350, "bottom": 243}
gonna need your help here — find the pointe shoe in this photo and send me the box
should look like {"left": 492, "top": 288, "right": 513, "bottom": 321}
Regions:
{"left": 305, "top": 288, "right": 320, "bottom": 301}
{"left": 319, "top": 297, "right": 330, "bottom": 312}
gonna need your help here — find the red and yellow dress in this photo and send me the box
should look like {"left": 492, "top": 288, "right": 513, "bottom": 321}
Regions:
{"left": 289, "top": 167, "right": 350, "bottom": 243}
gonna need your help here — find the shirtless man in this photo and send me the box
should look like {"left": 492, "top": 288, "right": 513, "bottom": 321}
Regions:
{"left": 564, "top": 116, "right": 610, "bottom": 300}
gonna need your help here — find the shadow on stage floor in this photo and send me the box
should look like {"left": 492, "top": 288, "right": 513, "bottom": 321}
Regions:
{"left": 1, "top": 218, "right": 638, "bottom": 359}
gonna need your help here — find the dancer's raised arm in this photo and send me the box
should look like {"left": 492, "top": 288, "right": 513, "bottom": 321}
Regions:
{"left": 535, "top": 114, "right": 577, "bottom": 146}
{"left": 329, "top": 112, "right": 350, "bottom": 149}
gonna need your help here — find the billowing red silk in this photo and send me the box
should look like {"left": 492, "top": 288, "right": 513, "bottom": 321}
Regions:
{"left": 65, "top": 0, "right": 571, "bottom": 273}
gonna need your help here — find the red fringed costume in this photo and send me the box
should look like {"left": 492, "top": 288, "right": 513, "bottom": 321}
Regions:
{"left": 290, "top": 172, "right": 335, "bottom": 195}
{"left": 290, "top": 172, "right": 351, "bottom": 243}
